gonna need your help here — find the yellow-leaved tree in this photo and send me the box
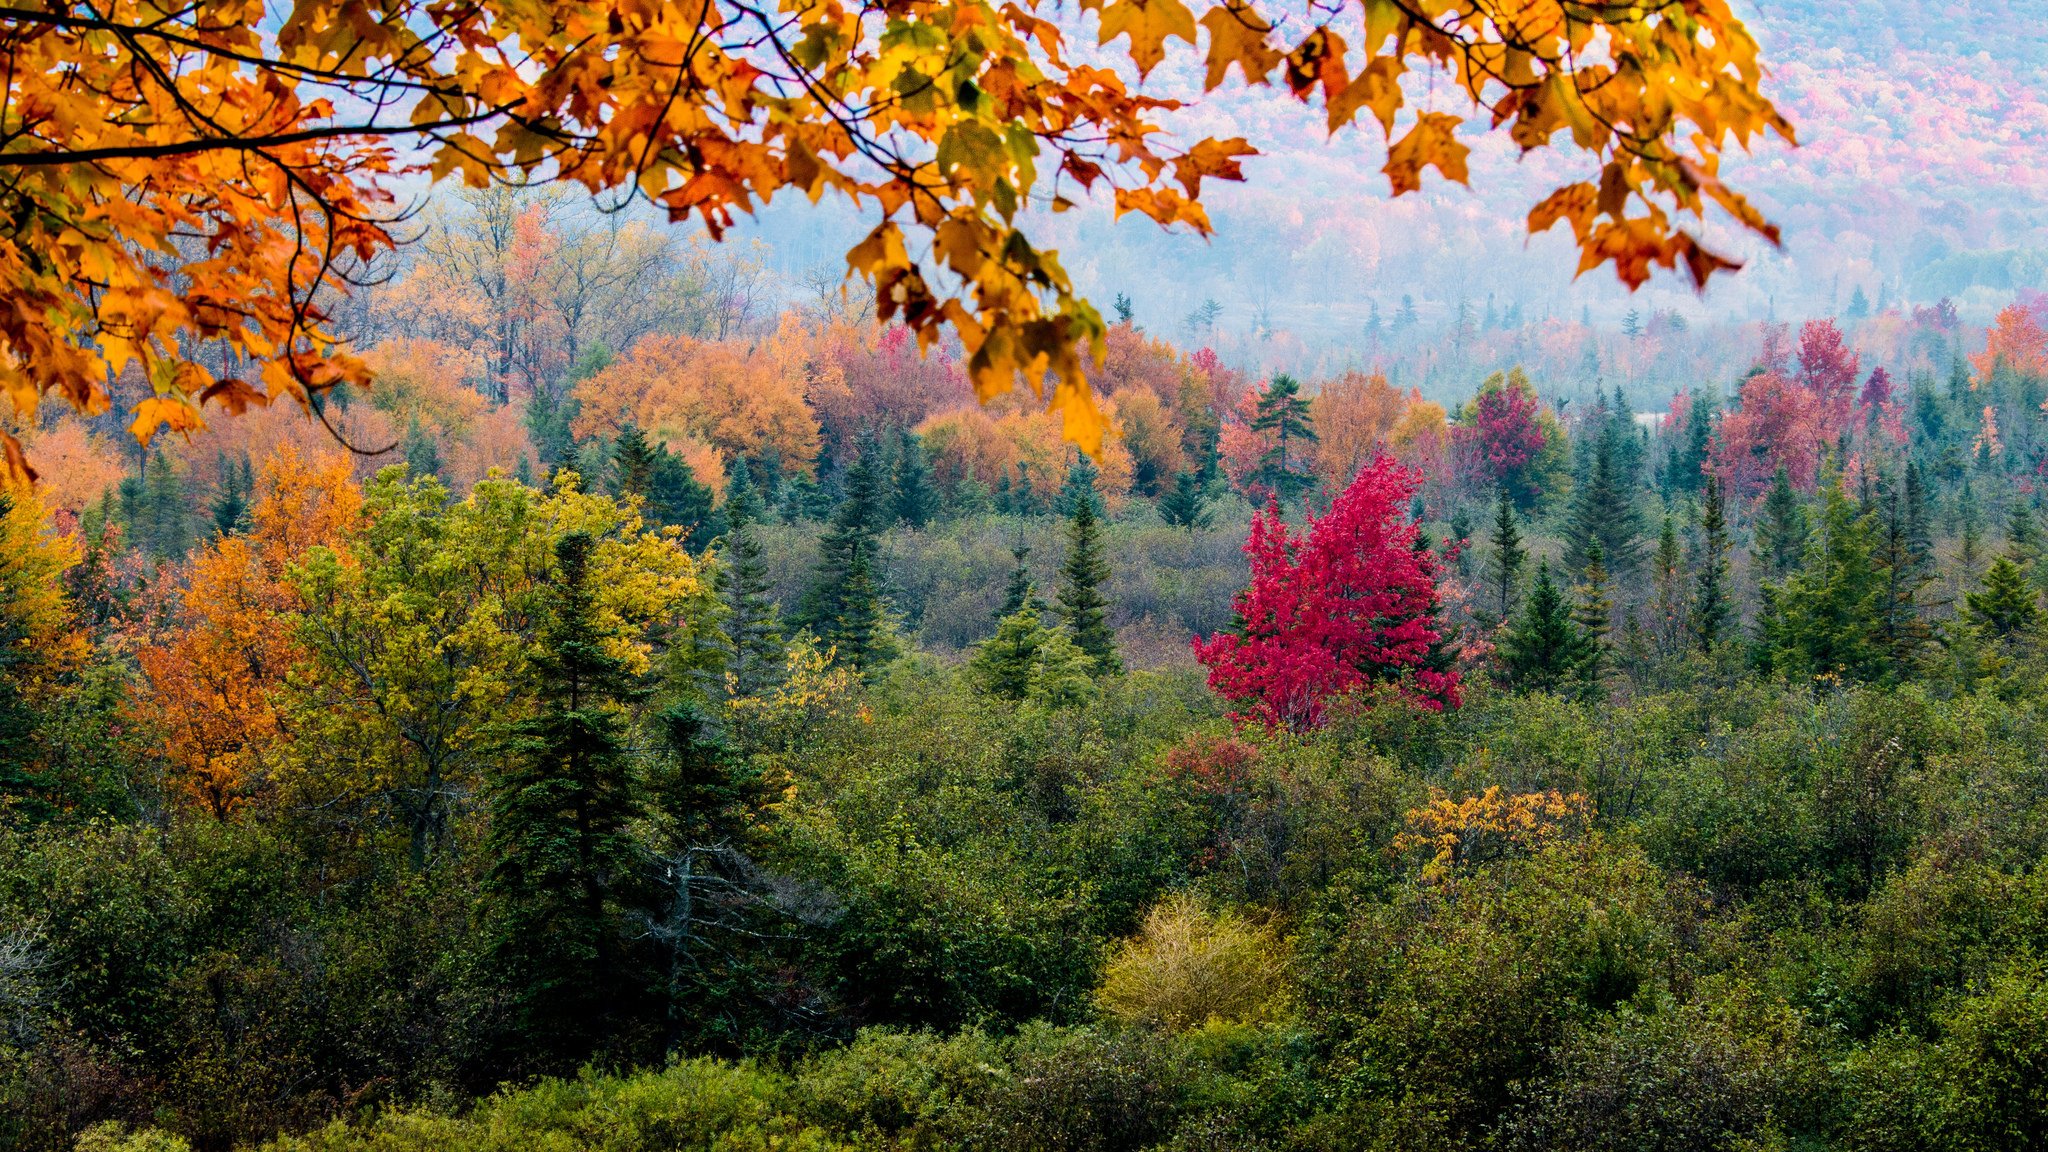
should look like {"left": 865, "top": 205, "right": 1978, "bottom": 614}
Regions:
{"left": 0, "top": 0, "right": 1790, "bottom": 473}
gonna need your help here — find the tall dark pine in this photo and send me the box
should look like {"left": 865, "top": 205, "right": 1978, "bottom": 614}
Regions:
{"left": 999, "top": 542, "right": 1042, "bottom": 620}
{"left": 1158, "top": 470, "right": 1212, "bottom": 532}
{"left": 830, "top": 542, "right": 897, "bottom": 671}
{"left": 1690, "top": 474, "right": 1732, "bottom": 651}
{"left": 1500, "top": 562, "right": 1587, "bottom": 693}
{"left": 1058, "top": 450, "right": 1102, "bottom": 517}
{"left": 716, "top": 519, "right": 785, "bottom": 698}
{"left": 1572, "top": 542, "right": 1614, "bottom": 686}
{"left": 1565, "top": 420, "right": 1645, "bottom": 577}
{"left": 209, "top": 453, "right": 253, "bottom": 537}
{"left": 612, "top": 425, "right": 658, "bottom": 499}
{"left": 1057, "top": 482, "right": 1121, "bottom": 675}
{"left": 892, "top": 430, "right": 938, "bottom": 529}
{"left": 1251, "top": 373, "right": 1317, "bottom": 507}
{"left": 1754, "top": 467, "right": 1807, "bottom": 581}
{"left": 723, "top": 457, "right": 765, "bottom": 527}
{"left": 1873, "top": 477, "right": 1934, "bottom": 679}
{"left": 1650, "top": 514, "right": 1685, "bottom": 651}
{"left": 486, "top": 532, "right": 645, "bottom": 1074}
{"left": 1484, "top": 485, "right": 1525, "bottom": 625}
{"left": 798, "top": 443, "right": 888, "bottom": 633}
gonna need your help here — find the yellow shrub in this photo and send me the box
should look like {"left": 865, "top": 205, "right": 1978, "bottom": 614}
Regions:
{"left": 1096, "top": 893, "right": 1291, "bottom": 1032}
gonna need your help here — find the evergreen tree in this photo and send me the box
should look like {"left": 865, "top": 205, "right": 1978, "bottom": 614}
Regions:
{"left": 402, "top": 415, "right": 443, "bottom": 479}
{"left": 646, "top": 451, "right": 718, "bottom": 549}
{"left": 1762, "top": 483, "right": 1883, "bottom": 683}
{"left": 715, "top": 519, "right": 784, "bottom": 699}
{"left": 130, "top": 450, "right": 192, "bottom": 561}
{"left": 1058, "top": 450, "right": 1102, "bottom": 517}
{"left": 486, "top": 531, "right": 646, "bottom": 1074}
{"left": 1500, "top": 562, "right": 1587, "bottom": 693}
{"left": 1754, "top": 467, "right": 1808, "bottom": 581}
{"left": 1158, "top": 470, "right": 1212, "bottom": 532}
{"left": 1965, "top": 556, "right": 2041, "bottom": 643}
{"left": 999, "top": 542, "right": 1043, "bottom": 620}
{"left": 1958, "top": 477, "right": 1984, "bottom": 579}
{"left": 1447, "top": 506, "right": 1476, "bottom": 578}
{"left": 208, "top": 452, "right": 253, "bottom": 537}
{"left": 969, "top": 602, "right": 1050, "bottom": 700}
{"left": 1873, "top": 477, "right": 1935, "bottom": 678}
{"left": 2007, "top": 501, "right": 2042, "bottom": 573}
{"left": 611, "top": 425, "right": 658, "bottom": 499}
{"left": 892, "top": 430, "right": 938, "bottom": 529}
{"left": 1690, "top": 474, "right": 1733, "bottom": 651}
{"left": 723, "top": 457, "right": 764, "bottom": 528}
{"left": 1056, "top": 485, "right": 1120, "bottom": 674}
{"left": 1251, "top": 373, "right": 1317, "bottom": 507}
{"left": 1572, "top": 542, "right": 1613, "bottom": 685}
{"left": 1483, "top": 485, "right": 1526, "bottom": 625}
{"left": 1566, "top": 418, "right": 1645, "bottom": 576}
{"left": 1650, "top": 514, "right": 1686, "bottom": 652}
{"left": 798, "top": 442, "right": 889, "bottom": 633}
{"left": 829, "top": 541, "right": 897, "bottom": 672}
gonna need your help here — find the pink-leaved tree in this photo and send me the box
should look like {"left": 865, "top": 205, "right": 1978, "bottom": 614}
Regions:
{"left": 1194, "top": 455, "right": 1460, "bottom": 731}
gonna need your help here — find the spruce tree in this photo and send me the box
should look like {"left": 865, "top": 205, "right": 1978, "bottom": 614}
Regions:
{"left": 1572, "top": 542, "right": 1613, "bottom": 685}
{"left": 1057, "top": 484, "right": 1120, "bottom": 675}
{"left": 1765, "top": 483, "right": 1883, "bottom": 683}
{"left": 1565, "top": 423, "right": 1645, "bottom": 576}
{"left": 1058, "top": 450, "right": 1102, "bottom": 517}
{"left": 1158, "top": 470, "right": 1212, "bottom": 532}
{"left": 715, "top": 519, "right": 784, "bottom": 698}
{"left": 1754, "top": 467, "right": 1807, "bottom": 581}
{"left": 1965, "top": 556, "right": 2041, "bottom": 642}
{"left": 1958, "top": 478, "right": 1984, "bottom": 579}
{"left": 798, "top": 442, "right": 889, "bottom": 632}
{"left": 486, "top": 531, "right": 645, "bottom": 1074}
{"left": 612, "top": 424, "right": 658, "bottom": 499}
{"left": 723, "top": 457, "right": 764, "bottom": 528}
{"left": 1690, "top": 475, "right": 1733, "bottom": 651}
{"left": 402, "top": 416, "right": 443, "bottom": 479}
{"left": 1484, "top": 485, "right": 1526, "bottom": 624}
{"left": 1500, "top": 562, "right": 1587, "bottom": 693}
{"left": 970, "top": 602, "right": 1050, "bottom": 700}
{"left": 1650, "top": 514, "right": 1685, "bottom": 652}
{"left": 135, "top": 451, "right": 191, "bottom": 560}
{"left": 892, "top": 430, "right": 938, "bottom": 529}
{"left": 999, "top": 542, "right": 1042, "bottom": 620}
{"left": 647, "top": 452, "right": 717, "bottom": 549}
{"left": 1251, "top": 373, "right": 1317, "bottom": 507}
{"left": 209, "top": 452, "right": 253, "bottom": 537}
{"left": 830, "top": 541, "right": 897, "bottom": 672}
{"left": 1872, "top": 478, "right": 1934, "bottom": 679}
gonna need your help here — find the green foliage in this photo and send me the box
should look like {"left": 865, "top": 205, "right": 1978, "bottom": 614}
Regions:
{"left": 1251, "top": 374, "right": 1317, "bottom": 508}
{"left": 1158, "top": 470, "right": 1212, "bottom": 533}
{"left": 1501, "top": 563, "right": 1589, "bottom": 692}
{"left": 1057, "top": 489, "right": 1120, "bottom": 675}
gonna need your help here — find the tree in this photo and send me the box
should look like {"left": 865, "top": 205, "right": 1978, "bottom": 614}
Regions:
{"left": 1754, "top": 467, "right": 1808, "bottom": 581}
{"left": 1250, "top": 374, "right": 1318, "bottom": 506}
{"left": 1965, "top": 556, "right": 2040, "bottom": 644}
{"left": 1572, "top": 543, "right": 1614, "bottom": 686}
{"left": 1761, "top": 483, "right": 1883, "bottom": 684}
{"left": 1565, "top": 416, "right": 1646, "bottom": 577}
{"left": 0, "top": 487, "right": 85, "bottom": 820}
{"left": 715, "top": 521, "right": 785, "bottom": 700}
{"left": 1873, "top": 479, "right": 1934, "bottom": 678}
{"left": 999, "top": 542, "right": 1043, "bottom": 620}
{"left": 1649, "top": 515, "right": 1686, "bottom": 653}
{"left": 1194, "top": 456, "right": 1458, "bottom": 729}
{"left": 971, "top": 603, "right": 1052, "bottom": 701}
{"left": 722, "top": 457, "right": 766, "bottom": 528}
{"left": 798, "top": 444, "right": 889, "bottom": 634}
{"left": 1457, "top": 368, "right": 1566, "bottom": 510}
{"left": 1, "top": 0, "right": 1789, "bottom": 477}
{"left": 485, "top": 532, "right": 646, "bottom": 1074}
{"left": 829, "top": 542, "right": 898, "bottom": 673}
{"left": 1159, "top": 470, "right": 1213, "bottom": 532}
{"left": 1500, "top": 562, "right": 1587, "bottom": 693}
{"left": 1057, "top": 487, "right": 1122, "bottom": 675}
{"left": 208, "top": 454, "right": 255, "bottom": 538}
{"left": 892, "top": 431, "right": 939, "bottom": 529}
{"left": 1690, "top": 475, "right": 1733, "bottom": 650}
{"left": 1483, "top": 485, "right": 1526, "bottom": 625}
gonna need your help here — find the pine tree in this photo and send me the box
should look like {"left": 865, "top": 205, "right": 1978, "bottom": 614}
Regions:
{"left": 798, "top": 442, "right": 889, "bottom": 632}
{"left": 1764, "top": 483, "right": 1883, "bottom": 684}
{"left": 1650, "top": 515, "right": 1686, "bottom": 652}
{"left": 829, "top": 541, "right": 897, "bottom": 672}
{"left": 209, "top": 452, "right": 253, "bottom": 537}
{"left": 402, "top": 415, "right": 443, "bottom": 479}
{"left": 647, "top": 452, "right": 718, "bottom": 549}
{"left": 1057, "top": 486, "right": 1120, "bottom": 675}
{"left": 1872, "top": 478, "right": 1934, "bottom": 679}
{"left": 892, "top": 430, "right": 938, "bottom": 529}
{"left": 486, "top": 531, "right": 645, "bottom": 1074}
{"left": 1251, "top": 373, "right": 1317, "bottom": 507}
{"left": 970, "top": 602, "right": 1050, "bottom": 700}
{"left": 1158, "top": 470, "right": 1212, "bottom": 532}
{"left": 612, "top": 424, "right": 658, "bottom": 499}
{"left": 133, "top": 450, "right": 191, "bottom": 561}
{"left": 1754, "top": 467, "right": 1808, "bottom": 581}
{"left": 1058, "top": 450, "right": 1103, "bottom": 517}
{"left": 1958, "top": 478, "right": 1984, "bottom": 579}
{"left": 1565, "top": 417, "right": 1645, "bottom": 576}
{"left": 1572, "top": 542, "right": 1613, "bottom": 685}
{"left": 1483, "top": 485, "right": 1526, "bottom": 625}
{"left": 2007, "top": 501, "right": 2041, "bottom": 573}
{"left": 999, "top": 542, "right": 1042, "bottom": 620}
{"left": 1690, "top": 474, "right": 1733, "bottom": 651}
{"left": 1965, "top": 556, "right": 2041, "bottom": 642}
{"left": 1501, "top": 562, "right": 1587, "bottom": 693}
{"left": 715, "top": 519, "right": 784, "bottom": 698}
{"left": 723, "top": 457, "right": 764, "bottom": 527}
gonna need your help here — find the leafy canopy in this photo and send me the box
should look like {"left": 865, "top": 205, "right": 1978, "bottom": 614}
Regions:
{"left": 0, "top": 0, "right": 1790, "bottom": 473}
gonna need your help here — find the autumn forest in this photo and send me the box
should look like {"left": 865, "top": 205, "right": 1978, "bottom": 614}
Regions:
{"left": 5, "top": 2, "right": 2048, "bottom": 1152}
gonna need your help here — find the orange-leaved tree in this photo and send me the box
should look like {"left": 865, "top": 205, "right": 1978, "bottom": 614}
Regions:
{"left": 1, "top": 0, "right": 1791, "bottom": 473}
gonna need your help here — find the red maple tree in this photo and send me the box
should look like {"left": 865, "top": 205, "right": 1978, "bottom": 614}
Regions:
{"left": 1194, "top": 455, "right": 1459, "bottom": 731}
